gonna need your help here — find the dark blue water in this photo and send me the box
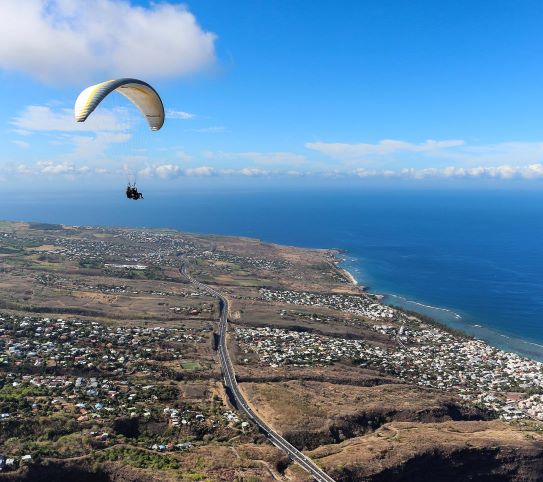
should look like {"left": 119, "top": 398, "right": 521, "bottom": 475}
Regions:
{"left": 1, "top": 186, "right": 542, "bottom": 360}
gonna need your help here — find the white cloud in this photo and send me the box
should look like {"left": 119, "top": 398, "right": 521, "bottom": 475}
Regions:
{"left": 12, "top": 105, "right": 129, "bottom": 132}
{"left": 0, "top": 0, "right": 216, "bottom": 83}
{"left": 429, "top": 141, "right": 543, "bottom": 165}
{"left": 305, "top": 138, "right": 543, "bottom": 168}
{"left": 11, "top": 159, "right": 543, "bottom": 182}
{"left": 11, "top": 105, "right": 132, "bottom": 163}
{"left": 121, "top": 154, "right": 148, "bottom": 163}
{"left": 13, "top": 129, "right": 32, "bottom": 136}
{"left": 167, "top": 110, "right": 197, "bottom": 120}
{"left": 138, "top": 164, "right": 283, "bottom": 179}
{"left": 153, "top": 164, "right": 181, "bottom": 179}
{"left": 176, "top": 150, "right": 193, "bottom": 162}
{"left": 147, "top": 164, "right": 181, "bottom": 179}
{"left": 16, "top": 164, "right": 34, "bottom": 176}
{"left": 218, "top": 167, "right": 270, "bottom": 176}
{"left": 38, "top": 161, "right": 76, "bottom": 175}
{"left": 184, "top": 166, "right": 216, "bottom": 177}
{"left": 352, "top": 168, "right": 378, "bottom": 178}
{"left": 15, "top": 161, "right": 96, "bottom": 176}
{"left": 306, "top": 139, "right": 465, "bottom": 159}
{"left": 12, "top": 140, "right": 29, "bottom": 149}
{"left": 238, "top": 168, "right": 270, "bottom": 176}
{"left": 352, "top": 163, "right": 543, "bottom": 180}
{"left": 285, "top": 170, "right": 305, "bottom": 177}
{"left": 139, "top": 164, "right": 215, "bottom": 179}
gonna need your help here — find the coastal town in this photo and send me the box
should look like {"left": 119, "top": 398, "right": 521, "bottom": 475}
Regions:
{"left": 259, "top": 288, "right": 396, "bottom": 321}
{"left": 0, "top": 222, "right": 542, "bottom": 480}
{"left": 240, "top": 287, "right": 543, "bottom": 423}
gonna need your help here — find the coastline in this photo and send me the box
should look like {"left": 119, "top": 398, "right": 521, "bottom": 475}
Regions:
{"left": 340, "top": 267, "right": 358, "bottom": 286}
{"left": 330, "top": 256, "right": 543, "bottom": 424}
{"left": 338, "top": 258, "right": 543, "bottom": 363}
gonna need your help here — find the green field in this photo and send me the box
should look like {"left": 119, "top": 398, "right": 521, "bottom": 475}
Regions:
{"left": 180, "top": 360, "right": 202, "bottom": 370}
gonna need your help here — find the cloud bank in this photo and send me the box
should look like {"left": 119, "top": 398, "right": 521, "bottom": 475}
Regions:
{"left": 138, "top": 165, "right": 272, "bottom": 180}
{"left": 0, "top": 0, "right": 216, "bottom": 83}
{"left": 306, "top": 139, "right": 465, "bottom": 159}
{"left": 354, "top": 164, "right": 543, "bottom": 180}
{"left": 7, "top": 161, "right": 543, "bottom": 182}
{"left": 306, "top": 138, "right": 543, "bottom": 167}
{"left": 14, "top": 161, "right": 97, "bottom": 177}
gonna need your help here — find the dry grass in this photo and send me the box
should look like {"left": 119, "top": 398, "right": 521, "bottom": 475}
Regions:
{"left": 309, "top": 420, "right": 543, "bottom": 479}
{"left": 239, "top": 380, "right": 464, "bottom": 435}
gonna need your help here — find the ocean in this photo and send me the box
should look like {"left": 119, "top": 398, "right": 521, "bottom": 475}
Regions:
{"left": 1, "top": 185, "right": 543, "bottom": 360}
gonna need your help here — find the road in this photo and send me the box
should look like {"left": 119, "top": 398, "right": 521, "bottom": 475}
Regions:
{"left": 181, "top": 265, "right": 336, "bottom": 482}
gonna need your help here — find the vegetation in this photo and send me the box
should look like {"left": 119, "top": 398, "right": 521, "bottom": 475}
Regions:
{"left": 79, "top": 258, "right": 102, "bottom": 269}
{"left": 28, "top": 223, "right": 64, "bottom": 231}
{"left": 94, "top": 446, "right": 180, "bottom": 470}
{"left": 0, "top": 246, "right": 21, "bottom": 254}
{"left": 181, "top": 360, "right": 202, "bottom": 370}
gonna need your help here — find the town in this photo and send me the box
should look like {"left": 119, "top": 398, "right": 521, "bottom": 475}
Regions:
{"left": 0, "top": 222, "right": 542, "bottom": 480}
{"left": 235, "top": 321, "right": 543, "bottom": 421}
{"left": 259, "top": 288, "right": 396, "bottom": 320}
{"left": 0, "top": 313, "right": 255, "bottom": 472}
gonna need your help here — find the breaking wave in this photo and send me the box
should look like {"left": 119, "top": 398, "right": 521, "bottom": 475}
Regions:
{"left": 385, "top": 294, "right": 463, "bottom": 319}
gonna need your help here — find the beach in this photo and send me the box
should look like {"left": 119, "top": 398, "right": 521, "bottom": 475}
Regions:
{"left": 340, "top": 267, "right": 358, "bottom": 286}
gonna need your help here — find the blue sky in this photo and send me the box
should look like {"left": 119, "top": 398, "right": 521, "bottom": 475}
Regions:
{"left": 2, "top": 0, "right": 543, "bottom": 186}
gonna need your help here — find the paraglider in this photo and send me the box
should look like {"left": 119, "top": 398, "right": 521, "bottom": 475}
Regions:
{"left": 74, "top": 78, "right": 165, "bottom": 200}
{"left": 126, "top": 183, "right": 143, "bottom": 200}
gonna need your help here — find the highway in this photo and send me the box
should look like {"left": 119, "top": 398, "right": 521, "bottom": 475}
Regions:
{"left": 181, "top": 265, "right": 336, "bottom": 482}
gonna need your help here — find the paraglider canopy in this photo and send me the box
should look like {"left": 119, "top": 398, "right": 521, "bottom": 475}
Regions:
{"left": 74, "top": 78, "right": 165, "bottom": 131}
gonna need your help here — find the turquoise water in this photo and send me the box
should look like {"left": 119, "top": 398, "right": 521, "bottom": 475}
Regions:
{"left": 1, "top": 186, "right": 542, "bottom": 360}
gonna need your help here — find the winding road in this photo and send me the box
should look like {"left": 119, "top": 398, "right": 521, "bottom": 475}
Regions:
{"left": 181, "top": 265, "right": 336, "bottom": 482}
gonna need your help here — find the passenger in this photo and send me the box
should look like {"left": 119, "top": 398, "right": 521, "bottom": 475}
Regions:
{"left": 126, "top": 184, "right": 143, "bottom": 200}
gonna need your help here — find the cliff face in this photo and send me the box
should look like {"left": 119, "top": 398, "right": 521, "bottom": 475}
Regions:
{"left": 331, "top": 445, "right": 543, "bottom": 482}
{"left": 310, "top": 421, "right": 543, "bottom": 482}
{"left": 0, "top": 463, "right": 112, "bottom": 482}
{"left": 0, "top": 460, "right": 176, "bottom": 482}
{"left": 283, "top": 402, "right": 494, "bottom": 451}
{"left": 240, "top": 380, "right": 497, "bottom": 452}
